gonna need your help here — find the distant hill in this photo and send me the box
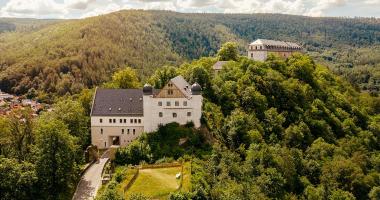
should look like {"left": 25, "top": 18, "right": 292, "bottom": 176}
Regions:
{"left": 0, "top": 10, "right": 380, "bottom": 96}
{"left": 0, "top": 18, "right": 60, "bottom": 33}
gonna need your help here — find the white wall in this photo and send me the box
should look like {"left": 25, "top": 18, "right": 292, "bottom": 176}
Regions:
{"left": 91, "top": 116, "right": 144, "bottom": 149}
{"left": 91, "top": 116, "right": 144, "bottom": 127}
{"left": 143, "top": 95, "right": 203, "bottom": 133}
{"left": 248, "top": 50, "right": 268, "bottom": 61}
{"left": 91, "top": 126, "right": 144, "bottom": 149}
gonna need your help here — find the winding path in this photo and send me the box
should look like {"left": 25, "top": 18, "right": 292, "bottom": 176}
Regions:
{"left": 72, "top": 151, "right": 110, "bottom": 200}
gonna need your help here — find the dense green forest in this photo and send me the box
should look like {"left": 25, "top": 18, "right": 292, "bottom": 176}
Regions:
{"left": 1, "top": 44, "right": 380, "bottom": 199}
{"left": 1, "top": 10, "right": 380, "bottom": 97}
{"left": 97, "top": 44, "right": 380, "bottom": 200}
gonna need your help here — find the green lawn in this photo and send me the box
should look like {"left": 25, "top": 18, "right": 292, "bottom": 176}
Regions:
{"left": 125, "top": 166, "right": 183, "bottom": 199}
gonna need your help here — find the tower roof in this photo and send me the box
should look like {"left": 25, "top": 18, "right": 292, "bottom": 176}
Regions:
{"left": 250, "top": 39, "right": 302, "bottom": 49}
{"left": 170, "top": 75, "right": 192, "bottom": 98}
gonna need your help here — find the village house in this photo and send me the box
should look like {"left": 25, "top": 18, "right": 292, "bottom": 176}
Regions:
{"left": 0, "top": 90, "right": 43, "bottom": 116}
{"left": 90, "top": 75, "right": 203, "bottom": 149}
{"left": 248, "top": 39, "right": 302, "bottom": 61}
{"left": 0, "top": 90, "right": 13, "bottom": 100}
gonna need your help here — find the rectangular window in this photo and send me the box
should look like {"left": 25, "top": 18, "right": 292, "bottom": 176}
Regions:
{"left": 127, "top": 129, "right": 130, "bottom": 134}
{"left": 251, "top": 53, "right": 253, "bottom": 57}
{"left": 159, "top": 112, "right": 163, "bottom": 117}
{"left": 130, "top": 119, "right": 133, "bottom": 123}
{"left": 100, "top": 119, "right": 103, "bottom": 123}
{"left": 183, "top": 101, "right": 187, "bottom": 106}
{"left": 122, "top": 129, "right": 124, "bottom": 134}
{"left": 138, "top": 119, "right": 141, "bottom": 123}
{"left": 124, "top": 119, "right": 126, "bottom": 123}
{"left": 158, "top": 101, "right": 162, "bottom": 106}
{"left": 167, "top": 101, "right": 171, "bottom": 106}
{"left": 104, "top": 142, "right": 106, "bottom": 147}
{"left": 175, "top": 101, "right": 179, "bottom": 106}
{"left": 173, "top": 113, "right": 177, "bottom": 118}
{"left": 101, "top": 128, "right": 103, "bottom": 134}
{"left": 134, "top": 119, "right": 137, "bottom": 123}
{"left": 133, "top": 129, "right": 136, "bottom": 135}
{"left": 109, "top": 119, "right": 112, "bottom": 123}
{"left": 187, "top": 112, "right": 191, "bottom": 117}
{"left": 119, "top": 119, "right": 122, "bottom": 123}
{"left": 113, "top": 119, "right": 116, "bottom": 123}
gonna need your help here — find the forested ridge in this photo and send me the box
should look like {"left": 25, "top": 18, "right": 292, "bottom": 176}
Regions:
{"left": 99, "top": 44, "right": 380, "bottom": 199}
{"left": 1, "top": 10, "right": 380, "bottom": 98}
{"left": 1, "top": 43, "right": 380, "bottom": 199}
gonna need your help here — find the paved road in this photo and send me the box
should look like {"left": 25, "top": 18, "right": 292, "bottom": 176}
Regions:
{"left": 72, "top": 151, "right": 110, "bottom": 200}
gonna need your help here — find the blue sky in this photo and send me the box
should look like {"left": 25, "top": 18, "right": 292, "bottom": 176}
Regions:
{"left": 0, "top": 0, "right": 379, "bottom": 19}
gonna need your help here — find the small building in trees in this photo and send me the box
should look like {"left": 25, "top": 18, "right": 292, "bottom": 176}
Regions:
{"left": 90, "top": 75, "right": 203, "bottom": 149}
{"left": 212, "top": 61, "right": 228, "bottom": 75}
{"left": 248, "top": 39, "right": 303, "bottom": 61}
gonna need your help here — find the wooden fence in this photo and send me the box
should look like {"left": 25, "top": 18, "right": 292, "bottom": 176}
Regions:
{"left": 123, "top": 167, "right": 140, "bottom": 193}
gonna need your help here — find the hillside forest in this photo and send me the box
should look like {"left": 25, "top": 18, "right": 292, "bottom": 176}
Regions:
{"left": 98, "top": 44, "right": 380, "bottom": 199}
{"left": 0, "top": 10, "right": 380, "bottom": 100}
{"left": 0, "top": 42, "right": 379, "bottom": 199}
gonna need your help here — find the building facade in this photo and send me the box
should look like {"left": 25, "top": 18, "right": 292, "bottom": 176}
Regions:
{"left": 90, "top": 76, "right": 202, "bottom": 149}
{"left": 248, "top": 39, "right": 302, "bottom": 61}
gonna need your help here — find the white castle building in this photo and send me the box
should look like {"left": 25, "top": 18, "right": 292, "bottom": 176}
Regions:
{"left": 248, "top": 39, "right": 302, "bottom": 61}
{"left": 90, "top": 75, "right": 202, "bottom": 149}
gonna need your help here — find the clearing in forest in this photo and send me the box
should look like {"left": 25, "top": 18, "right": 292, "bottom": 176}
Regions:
{"left": 125, "top": 163, "right": 190, "bottom": 199}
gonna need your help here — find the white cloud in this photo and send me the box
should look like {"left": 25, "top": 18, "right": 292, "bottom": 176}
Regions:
{"left": 306, "top": 0, "right": 347, "bottom": 17}
{"left": 364, "top": 0, "right": 380, "bottom": 5}
{"left": 223, "top": 0, "right": 307, "bottom": 15}
{"left": 0, "top": 0, "right": 379, "bottom": 19}
{"left": 65, "top": 0, "right": 96, "bottom": 10}
{"left": 0, "top": 0, "right": 65, "bottom": 18}
{"left": 80, "top": 2, "right": 122, "bottom": 18}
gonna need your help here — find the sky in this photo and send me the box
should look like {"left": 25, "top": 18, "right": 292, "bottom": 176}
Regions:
{"left": 0, "top": 0, "right": 379, "bottom": 19}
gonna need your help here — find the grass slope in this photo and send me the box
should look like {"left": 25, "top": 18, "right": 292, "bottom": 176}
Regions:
{"left": 125, "top": 166, "right": 187, "bottom": 199}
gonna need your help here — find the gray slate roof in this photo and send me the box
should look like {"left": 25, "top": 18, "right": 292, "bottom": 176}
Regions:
{"left": 170, "top": 75, "right": 192, "bottom": 98}
{"left": 91, "top": 88, "right": 144, "bottom": 116}
{"left": 250, "top": 39, "right": 302, "bottom": 49}
{"left": 212, "top": 61, "right": 228, "bottom": 70}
